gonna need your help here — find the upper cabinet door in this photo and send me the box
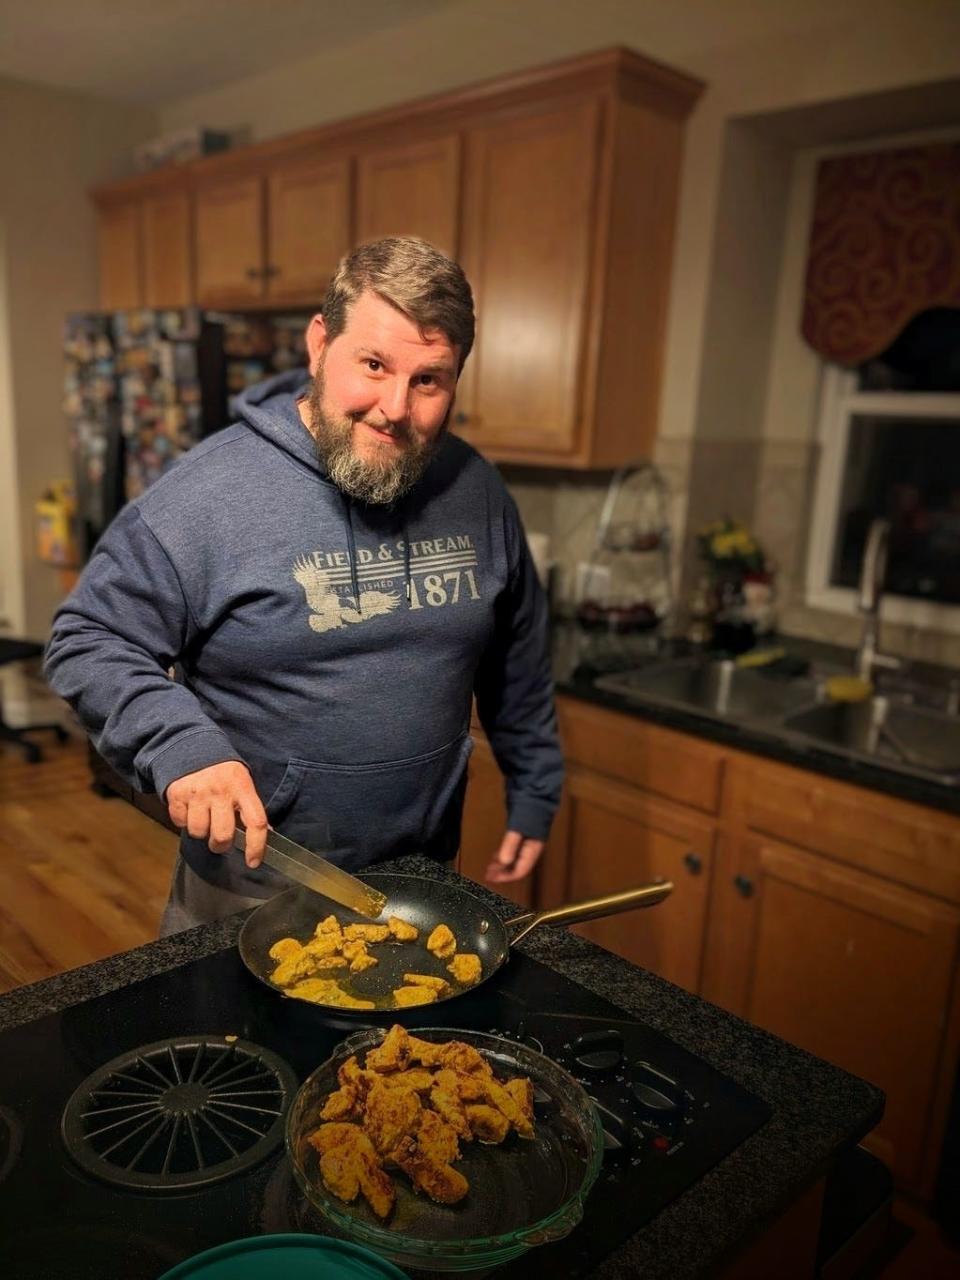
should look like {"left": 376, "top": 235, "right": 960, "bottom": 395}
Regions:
{"left": 266, "top": 155, "right": 351, "bottom": 305}
{"left": 142, "top": 189, "right": 193, "bottom": 309}
{"left": 457, "top": 99, "right": 601, "bottom": 457}
{"left": 356, "top": 135, "right": 460, "bottom": 258}
{"left": 195, "top": 175, "right": 265, "bottom": 307}
{"left": 98, "top": 201, "right": 143, "bottom": 311}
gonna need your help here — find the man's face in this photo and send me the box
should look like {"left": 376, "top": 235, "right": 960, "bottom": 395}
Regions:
{"left": 302, "top": 291, "right": 459, "bottom": 505}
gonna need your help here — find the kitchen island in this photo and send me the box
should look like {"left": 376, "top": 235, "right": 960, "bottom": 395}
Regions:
{"left": 0, "top": 854, "right": 882, "bottom": 1279}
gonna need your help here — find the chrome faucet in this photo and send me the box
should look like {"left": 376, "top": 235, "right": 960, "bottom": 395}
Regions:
{"left": 855, "top": 517, "right": 901, "bottom": 683}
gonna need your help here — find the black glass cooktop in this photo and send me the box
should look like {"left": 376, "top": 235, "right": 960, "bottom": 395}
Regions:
{"left": 0, "top": 943, "right": 769, "bottom": 1278}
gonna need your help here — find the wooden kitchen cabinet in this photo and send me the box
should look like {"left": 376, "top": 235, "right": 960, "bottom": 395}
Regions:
{"left": 194, "top": 174, "right": 265, "bottom": 307}
{"left": 458, "top": 733, "right": 534, "bottom": 911}
{"left": 563, "top": 766, "right": 714, "bottom": 993}
{"left": 97, "top": 198, "right": 143, "bottom": 310}
{"left": 356, "top": 135, "right": 460, "bottom": 258}
{"left": 142, "top": 188, "right": 193, "bottom": 308}
{"left": 265, "top": 155, "right": 351, "bottom": 305}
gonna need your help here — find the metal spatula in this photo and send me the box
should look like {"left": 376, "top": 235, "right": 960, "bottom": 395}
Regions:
{"left": 233, "top": 828, "right": 387, "bottom": 919}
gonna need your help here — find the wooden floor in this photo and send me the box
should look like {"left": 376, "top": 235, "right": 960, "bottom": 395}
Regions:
{"left": 1, "top": 733, "right": 958, "bottom": 1277}
{"left": 0, "top": 733, "right": 177, "bottom": 993}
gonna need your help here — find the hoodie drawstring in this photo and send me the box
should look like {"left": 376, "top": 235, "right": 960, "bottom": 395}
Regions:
{"left": 342, "top": 496, "right": 362, "bottom": 615}
{"left": 403, "top": 530, "right": 411, "bottom": 606}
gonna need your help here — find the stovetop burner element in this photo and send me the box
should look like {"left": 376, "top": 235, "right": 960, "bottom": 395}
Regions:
{"left": 61, "top": 1036, "right": 298, "bottom": 1190}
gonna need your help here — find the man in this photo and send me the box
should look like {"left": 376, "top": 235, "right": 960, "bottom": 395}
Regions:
{"left": 45, "top": 237, "right": 563, "bottom": 934}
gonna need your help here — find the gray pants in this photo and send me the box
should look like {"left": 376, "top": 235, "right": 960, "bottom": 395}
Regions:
{"left": 159, "top": 855, "right": 270, "bottom": 937}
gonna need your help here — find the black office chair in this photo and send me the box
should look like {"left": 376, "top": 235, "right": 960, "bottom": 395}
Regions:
{"left": 0, "top": 638, "right": 69, "bottom": 763}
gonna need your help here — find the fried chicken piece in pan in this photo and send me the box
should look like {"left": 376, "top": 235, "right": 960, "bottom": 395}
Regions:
{"left": 392, "top": 1134, "right": 468, "bottom": 1205}
{"left": 363, "top": 1081, "right": 422, "bottom": 1157}
{"left": 340, "top": 939, "right": 369, "bottom": 964}
{"left": 416, "top": 1107, "right": 460, "bottom": 1165}
{"left": 465, "top": 1103, "right": 511, "bottom": 1144}
{"left": 315, "top": 914, "right": 342, "bottom": 939}
{"left": 270, "top": 948, "right": 320, "bottom": 987}
{"left": 505, "top": 1076, "right": 535, "bottom": 1128}
{"left": 349, "top": 950, "right": 379, "bottom": 974}
{"left": 388, "top": 915, "right": 419, "bottom": 942}
{"left": 343, "top": 923, "right": 391, "bottom": 943}
{"left": 447, "top": 953, "right": 482, "bottom": 986}
{"left": 401, "top": 973, "right": 449, "bottom": 995}
{"left": 302, "top": 933, "right": 342, "bottom": 961}
{"left": 268, "top": 937, "right": 302, "bottom": 962}
{"left": 425, "top": 923, "right": 456, "bottom": 960}
{"left": 392, "top": 985, "right": 438, "bottom": 1008}
{"left": 366, "top": 1024, "right": 412, "bottom": 1073}
{"left": 286, "top": 976, "right": 341, "bottom": 1003}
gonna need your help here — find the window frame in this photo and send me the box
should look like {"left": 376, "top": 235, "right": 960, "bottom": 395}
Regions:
{"left": 805, "top": 363, "right": 960, "bottom": 634}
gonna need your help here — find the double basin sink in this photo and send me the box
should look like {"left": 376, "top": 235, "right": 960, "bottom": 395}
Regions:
{"left": 595, "top": 657, "right": 960, "bottom": 784}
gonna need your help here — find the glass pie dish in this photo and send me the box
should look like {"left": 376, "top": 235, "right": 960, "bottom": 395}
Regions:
{"left": 285, "top": 1026, "right": 604, "bottom": 1273}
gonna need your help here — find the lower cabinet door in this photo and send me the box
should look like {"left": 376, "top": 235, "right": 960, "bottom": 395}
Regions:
{"left": 457, "top": 735, "right": 533, "bottom": 910}
{"left": 563, "top": 768, "right": 714, "bottom": 994}
{"left": 716, "top": 833, "right": 960, "bottom": 1192}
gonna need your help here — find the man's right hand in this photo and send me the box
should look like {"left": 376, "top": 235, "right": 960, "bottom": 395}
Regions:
{"left": 165, "top": 762, "right": 269, "bottom": 868}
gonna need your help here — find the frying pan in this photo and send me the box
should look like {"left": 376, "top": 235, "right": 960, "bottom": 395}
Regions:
{"left": 238, "top": 872, "right": 672, "bottom": 1015}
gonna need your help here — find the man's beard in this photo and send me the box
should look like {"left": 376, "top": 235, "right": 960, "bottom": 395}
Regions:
{"left": 306, "top": 369, "right": 447, "bottom": 506}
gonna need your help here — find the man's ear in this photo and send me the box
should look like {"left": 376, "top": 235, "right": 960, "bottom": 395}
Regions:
{"left": 305, "top": 313, "right": 328, "bottom": 376}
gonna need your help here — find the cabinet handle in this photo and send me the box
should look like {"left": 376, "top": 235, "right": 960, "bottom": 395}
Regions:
{"left": 733, "top": 874, "right": 755, "bottom": 899}
{"left": 264, "top": 265, "right": 281, "bottom": 278}
{"left": 454, "top": 411, "right": 470, "bottom": 426}
{"left": 683, "top": 852, "right": 703, "bottom": 876}
{"left": 246, "top": 267, "right": 263, "bottom": 280}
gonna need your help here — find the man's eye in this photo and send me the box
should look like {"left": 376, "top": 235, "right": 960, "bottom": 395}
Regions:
{"left": 365, "top": 359, "right": 382, "bottom": 372}
{"left": 418, "top": 374, "right": 435, "bottom": 387}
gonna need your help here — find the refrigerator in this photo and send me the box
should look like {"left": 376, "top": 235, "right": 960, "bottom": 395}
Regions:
{"left": 63, "top": 308, "right": 311, "bottom": 560}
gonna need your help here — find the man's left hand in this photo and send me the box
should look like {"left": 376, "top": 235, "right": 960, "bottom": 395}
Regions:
{"left": 485, "top": 830, "right": 544, "bottom": 883}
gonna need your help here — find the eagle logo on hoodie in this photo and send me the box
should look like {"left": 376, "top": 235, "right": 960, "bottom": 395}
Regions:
{"left": 292, "top": 556, "right": 401, "bottom": 633}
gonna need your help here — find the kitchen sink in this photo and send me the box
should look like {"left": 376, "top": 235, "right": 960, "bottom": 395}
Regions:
{"left": 780, "top": 696, "right": 960, "bottom": 781}
{"left": 595, "top": 658, "right": 822, "bottom": 721}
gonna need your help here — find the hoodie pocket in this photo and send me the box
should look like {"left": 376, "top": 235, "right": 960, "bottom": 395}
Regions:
{"left": 265, "top": 733, "right": 474, "bottom": 869}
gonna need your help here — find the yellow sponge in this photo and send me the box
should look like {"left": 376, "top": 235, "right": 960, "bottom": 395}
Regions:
{"left": 824, "top": 675, "right": 873, "bottom": 703}
{"left": 734, "top": 647, "right": 786, "bottom": 669}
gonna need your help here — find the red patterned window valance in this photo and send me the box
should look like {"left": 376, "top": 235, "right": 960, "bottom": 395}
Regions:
{"left": 801, "top": 143, "right": 960, "bottom": 366}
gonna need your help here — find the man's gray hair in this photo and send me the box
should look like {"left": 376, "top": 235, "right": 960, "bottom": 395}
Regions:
{"left": 321, "top": 236, "right": 475, "bottom": 371}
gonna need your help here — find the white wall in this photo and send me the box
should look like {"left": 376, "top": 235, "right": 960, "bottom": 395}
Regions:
{"left": 0, "top": 76, "right": 156, "bottom": 639}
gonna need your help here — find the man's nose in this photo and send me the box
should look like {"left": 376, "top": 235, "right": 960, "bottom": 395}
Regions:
{"left": 378, "top": 377, "right": 410, "bottom": 424}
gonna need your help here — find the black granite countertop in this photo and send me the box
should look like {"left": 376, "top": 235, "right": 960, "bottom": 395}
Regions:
{"left": 0, "top": 855, "right": 883, "bottom": 1279}
{"left": 551, "top": 622, "right": 960, "bottom": 818}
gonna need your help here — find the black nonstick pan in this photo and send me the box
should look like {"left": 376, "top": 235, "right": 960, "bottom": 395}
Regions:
{"left": 238, "top": 872, "right": 672, "bottom": 1014}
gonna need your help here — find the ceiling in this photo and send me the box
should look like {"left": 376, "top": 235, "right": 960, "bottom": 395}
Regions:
{"left": 0, "top": 0, "right": 454, "bottom": 105}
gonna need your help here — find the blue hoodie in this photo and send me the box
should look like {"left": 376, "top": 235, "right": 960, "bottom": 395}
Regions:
{"left": 45, "top": 371, "right": 563, "bottom": 897}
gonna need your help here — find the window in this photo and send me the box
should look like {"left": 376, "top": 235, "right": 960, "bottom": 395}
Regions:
{"left": 806, "top": 309, "right": 960, "bottom": 633}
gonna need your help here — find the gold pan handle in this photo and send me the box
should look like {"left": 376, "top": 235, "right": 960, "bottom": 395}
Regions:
{"left": 504, "top": 881, "right": 673, "bottom": 947}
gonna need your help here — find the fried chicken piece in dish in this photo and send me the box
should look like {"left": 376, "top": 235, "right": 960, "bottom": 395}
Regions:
{"left": 481, "top": 1076, "right": 534, "bottom": 1139}
{"left": 429, "top": 1081, "right": 472, "bottom": 1140}
{"left": 308, "top": 1122, "right": 395, "bottom": 1219}
{"left": 434, "top": 1066, "right": 486, "bottom": 1104}
{"left": 363, "top": 1080, "right": 422, "bottom": 1157}
{"left": 338, "top": 1055, "right": 379, "bottom": 1099}
{"left": 268, "top": 937, "right": 302, "bottom": 962}
{"left": 401, "top": 973, "right": 449, "bottom": 995}
{"left": 437, "top": 1041, "right": 492, "bottom": 1078}
{"left": 392, "top": 1133, "right": 468, "bottom": 1205}
{"left": 343, "top": 923, "right": 391, "bottom": 943}
{"left": 406, "top": 1034, "right": 445, "bottom": 1068}
{"left": 505, "top": 1076, "right": 535, "bottom": 1128}
{"left": 447, "top": 953, "right": 482, "bottom": 986}
{"left": 465, "top": 1103, "right": 510, "bottom": 1144}
{"left": 393, "top": 986, "right": 438, "bottom": 1008}
{"left": 388, "top": 915, "right": 419, "bottom": 942}
{"left": 319, "top": 1083, "right": 362, "bottom": 1122}
{"left": 366, "top": 1024, "right": 412, "bottom": 1073}
{"left": 381, "top": 1068, "right": 436, "bottom": 1094}
{"left": 425, "top": 923, "right": 456, "bottom": 960}
{"left": 415, "top": 1108, "right": 460, "bottom": 1165}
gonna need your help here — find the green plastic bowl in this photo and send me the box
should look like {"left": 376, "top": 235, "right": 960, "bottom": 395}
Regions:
{"left": 158, "top": 1233, "right": 409, "bottom": 1279}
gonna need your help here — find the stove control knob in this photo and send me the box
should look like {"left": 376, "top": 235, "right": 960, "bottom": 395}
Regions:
{"left": 589, "top": 1097, "right": 632, "bottom": 1157}
{"left": 630, "top": 1062, "right": 684, "bottom": 1120}
{"left": 571, "top": 1030, "right": 624, "bottom": 1073}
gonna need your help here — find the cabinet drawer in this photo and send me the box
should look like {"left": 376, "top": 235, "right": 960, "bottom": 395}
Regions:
{"left": 558, "top": 697, "right": 723, "bottom": 814}
{"left": 731, "top": 755, "right": 960, "bottom": 904}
